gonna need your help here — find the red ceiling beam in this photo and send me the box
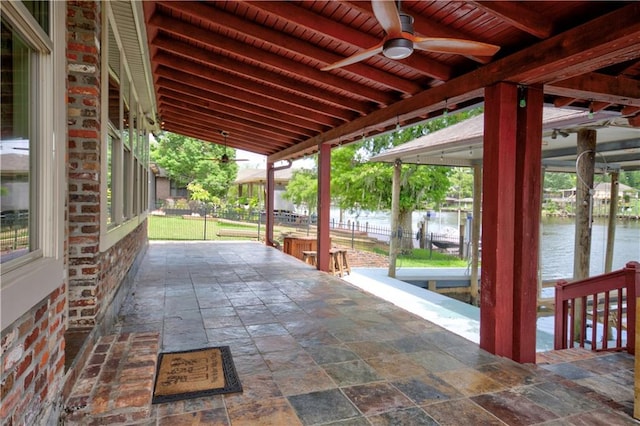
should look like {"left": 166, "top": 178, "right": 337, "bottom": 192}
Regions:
{"left": 157, "top": 85, "right": 318, "bottom": 138}
{"left": 157, "top": 79, "right": 325, "bottom": 134}
{"left": 163, "top": 123, "right": 279, "bottom": 155}
{"left": 152, "top": 35, "right": 378, "bottom": 111}
{"left": 547, "top": 74, "right": 640, "bottom": 108}
{"left": 152, "top": 53, "right": 358, "bottom": 122}
{"left": 159, "top": 103, "right": 299, "bottom": 147}
{"left": 157, "top": 1, "right": 423, "bottom": 96}
{"left": 154, "top": 66, "right": 343, "bottom": 128}
{"left": 162, "top": 116, "right": 291, "bottom": 152}
{"left": 270, "top": 3, "right": 640, "bottom": 161}
{"left": 148, "top": 15, "right": 395, "bottom": 106}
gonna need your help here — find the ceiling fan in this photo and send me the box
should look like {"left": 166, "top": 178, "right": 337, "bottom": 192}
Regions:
{"left": 322, "top": 0, "right": 500, "bottom": 71}
{"left": 209, "top": 131, "right": 249, "bottom": 164}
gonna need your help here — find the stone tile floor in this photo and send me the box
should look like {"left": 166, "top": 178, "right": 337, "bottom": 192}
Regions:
{"left": 61, "top": 241, "right": 638, "bottom": 425}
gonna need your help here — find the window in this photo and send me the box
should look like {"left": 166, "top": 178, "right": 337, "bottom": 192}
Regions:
{"left": 1, "top": 1, "right": 65, "bottom": 328}
{"left": 100, "top": 7, "right": 151, "bottom": 249}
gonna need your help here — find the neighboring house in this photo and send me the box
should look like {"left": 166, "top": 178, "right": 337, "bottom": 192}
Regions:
{"left": 149, "top": 162, "right": 188, "bottom": 208}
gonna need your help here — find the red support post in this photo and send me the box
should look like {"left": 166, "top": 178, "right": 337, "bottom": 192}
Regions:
{"left": 480, "top": 82, "right": 518, "bottom": 358}
{"left": 513, "top": 85, "right": 543, "bottom": 363}
{"left": 626, "top": 261, "right": 640, "bottom": 354}
{"left": 317, "top": 143, "right": 332, "bottom": 272}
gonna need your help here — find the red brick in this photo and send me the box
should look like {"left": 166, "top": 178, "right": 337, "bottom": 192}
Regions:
{"left": 24, "top": 327, "right": 39, "bottom": 350}
{"left": 15, "top": 352, "right": 33, "bottom": 379}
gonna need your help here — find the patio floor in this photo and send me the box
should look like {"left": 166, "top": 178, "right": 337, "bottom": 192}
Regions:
{"left": 61, "top": 241, "right": 637, "bottom": 425}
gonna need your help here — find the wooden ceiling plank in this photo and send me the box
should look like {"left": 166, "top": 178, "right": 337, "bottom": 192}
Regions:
{"left": 153, "top": 52, "right": 358, "bottom": 122}
{"left": 470, "top": 1, "right": 553, "bottom": 39}
{"left": 158, "top": 1, "right": 422, "bottom": 95}
{"left": 163, "top": 118, "right": 292, "bottom": 153}
{"left": 157, "top": 81, "right": 326, "bottom": 135}
{"left": 160, "top": 103, "right": 301, "bottom": 145}
{"left": 547, "top": 74, "right": 640, "bottom": 108}
{"left": 149, "top": 14, "right": 395, "bottom": 106}
{"left": 152, "top": 35, "right": 375, "bottom": 113}
{"left": 269, "top": 3, "right": 640, "bottom": 162}
{"left": 164, "top": 123, "right": 279, "bottom": 155}
{"left": 246, "top": 0, "right": 452, "bottom": 81}
{"left": 157, "top": 83, "right": 320, "bottom": 137}
{"left": 154, "top": 66, "right": 342, "bottom": 129}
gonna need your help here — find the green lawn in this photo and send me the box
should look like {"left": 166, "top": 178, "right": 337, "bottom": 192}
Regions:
{"left": 148, "top": 216, "right": 471, "bottom": 268}
{"left": 397, "top": 248, "right": 469, "bottom": 268}
{"left": 148, "top": 215, "right": 260, "bottom": 240}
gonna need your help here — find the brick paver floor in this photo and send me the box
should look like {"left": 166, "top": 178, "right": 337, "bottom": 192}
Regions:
{"left": 61, "top": 241, "right": 637, "bottom": 425}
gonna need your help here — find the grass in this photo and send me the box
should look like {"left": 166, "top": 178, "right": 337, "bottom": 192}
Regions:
{"left": 147, "top": 216, "right": 471, "bottom": 268}
{"left": 148, "top": 215, "right": 260, "bottom": 240}
{"left": 397, "top": 248, "right": 468, "bottom": 268}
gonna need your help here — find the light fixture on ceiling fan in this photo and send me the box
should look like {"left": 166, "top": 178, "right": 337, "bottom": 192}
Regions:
{"left": 210, "top": 130, "right": 248, "bottom": 164}
{"left": 322, "top": 0, "right": 500, "bottom": 71}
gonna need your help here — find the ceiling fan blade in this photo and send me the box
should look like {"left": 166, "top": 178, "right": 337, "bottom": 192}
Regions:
{"left": 410, "top": 35, "right": 500, "bottom": 56}
{"left": 321, "top": 43, "right": 384, "bottom": 71}
{"left": 372, "top": 0, "right": 403, "bottom": 38}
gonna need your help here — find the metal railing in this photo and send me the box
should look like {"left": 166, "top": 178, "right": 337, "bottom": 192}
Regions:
{"left": 554, "top": 261, "right": 640, "bottom": 353}
{"left": 147, "top": 207, "right": 470, "bottom": 258}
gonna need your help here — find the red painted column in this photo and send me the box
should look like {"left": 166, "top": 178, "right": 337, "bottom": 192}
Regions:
{"left": 513, "top": 85, "right": 543, "bottom": 363}
{"left": 480, "top": 82, "right": 518, "bottom": 357}
{"left": 481, "top": 83, "right": 544, "bottom": 362}
{"left": 265, "top": 161, "right": 275, "bottom": 247}
{"left": 317, "top": 143, "right": 332, "bottom": 272}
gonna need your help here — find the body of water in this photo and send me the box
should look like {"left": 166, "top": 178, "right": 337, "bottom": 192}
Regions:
{"left": 331, "top": 208, "right": 640, "bottom": 281}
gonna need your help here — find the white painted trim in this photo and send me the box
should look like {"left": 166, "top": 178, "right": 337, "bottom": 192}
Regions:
{"left": 1, "top": 1, "right": 65, "bottom": 329}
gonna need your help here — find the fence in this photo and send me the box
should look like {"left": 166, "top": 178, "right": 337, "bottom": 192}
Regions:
{"left": 554, "top": 261, "right": 640, "bottom": 353}
{"left": 1, "top": 211, "right": 29, "bottom": 262}
{"left": 147, "top": 207, "right": 468, "bottom": 258}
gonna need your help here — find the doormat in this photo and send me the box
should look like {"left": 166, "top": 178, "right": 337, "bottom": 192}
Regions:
{"left": 152, "top": 346, "right": 242, "bottom": 404}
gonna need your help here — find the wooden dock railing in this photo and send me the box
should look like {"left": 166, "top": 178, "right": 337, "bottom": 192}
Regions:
{"left": 554, "top": 261, "right": 640, "bottom": 353}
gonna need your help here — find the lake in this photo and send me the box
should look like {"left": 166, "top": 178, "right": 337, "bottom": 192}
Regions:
{"left": 332, "top": 208, "right": 640, "bottom": 281}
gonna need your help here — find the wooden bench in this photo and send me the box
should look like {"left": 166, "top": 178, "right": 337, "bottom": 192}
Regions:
{"left": 216, "top": 229, "right": 260, "bottom": 239}
{"left": 302, "top": 250, "right": 317, "bottom": 266}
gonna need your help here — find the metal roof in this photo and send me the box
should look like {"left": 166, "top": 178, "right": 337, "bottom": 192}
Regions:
{"left": 371, "top": 108, "right": 640, "bottom": 172}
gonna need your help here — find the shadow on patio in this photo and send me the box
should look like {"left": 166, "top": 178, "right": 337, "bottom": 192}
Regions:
{"left": 61, "top": 241, "right": 636, "bottom": 425}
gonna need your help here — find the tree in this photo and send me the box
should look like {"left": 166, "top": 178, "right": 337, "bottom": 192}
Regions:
{"left": 282, "top": 168, "right": 318, "bottom": 213}
{"left": 330, "top": 109, "right": 482, "bottom": 250}
{"left": 150, "top": 132, "right": 238, "bottom": 201}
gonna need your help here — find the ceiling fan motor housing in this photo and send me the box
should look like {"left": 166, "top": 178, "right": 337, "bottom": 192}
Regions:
{"left": 383, "top": 13, "right": 414, "bottom": 59}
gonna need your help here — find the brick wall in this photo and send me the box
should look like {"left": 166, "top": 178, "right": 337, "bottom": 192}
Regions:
{"left": 67, "top": 0, "right": 102, "bottom": 328}
{"left": 1, "top": 284, "right": 67, "bottom": 425}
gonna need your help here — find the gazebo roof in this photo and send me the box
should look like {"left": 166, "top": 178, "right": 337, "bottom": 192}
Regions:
{"left": 234, "top": 168, "right": 294, "bottom": 185}
{"left": 371, "top": 107, "right": 640, "bottom": 172}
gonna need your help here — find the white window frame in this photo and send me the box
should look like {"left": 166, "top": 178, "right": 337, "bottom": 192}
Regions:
{"left": 100, "top": 6, "right": 149, "bottom": 252}
{"left": 1, "top": 1, "right": 65, "bottom": 329}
